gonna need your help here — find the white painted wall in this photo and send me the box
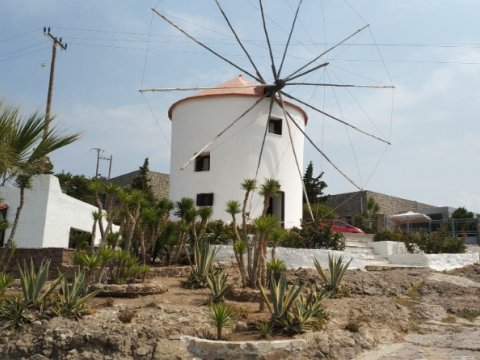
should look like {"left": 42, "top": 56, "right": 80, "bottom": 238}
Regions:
{"left": 213, "top": 245, "right": 366, "bottom": 270}
{"left": 371, "top": 241, "right": 480, "bottom": 270}
{"left": 170, "top": 96, "right": 306, "bottom": 228}
{"left": 1, "top": 175, "right": 113, "bottom": 248}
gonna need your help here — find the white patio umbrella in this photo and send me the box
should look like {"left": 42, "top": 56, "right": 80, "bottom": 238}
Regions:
{"left": 389, "top": 211, "right": 431, "bottom": 231}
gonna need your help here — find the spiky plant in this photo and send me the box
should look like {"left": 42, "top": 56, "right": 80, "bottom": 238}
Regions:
{"left": 259, "top": 274, "right": 303, "bottom": 329}
{"left": 208, "top": 302, "right": 233, "bottom": 340}
{"left": 314, "top": 255, "right": 352, "bottom": 294}
{"left": 206, "top": 271, "right": 231, "bottom": 303}
{"left": 185, "top": 240, "right": 218, "bottom": 288}
{"left": 266, "top": 259, "right": 286, "bottom": 282}
{"left": 18, "top": 259, "right": 62, "bottom": 308}
{"left": 256, "top": 321, "right": 271, "bottom": 339}
{"left": 0, "top": 297, "right": 31, "bottom": 329}
{"left": 55, "top": 271, "right": 100, "bottom": 319}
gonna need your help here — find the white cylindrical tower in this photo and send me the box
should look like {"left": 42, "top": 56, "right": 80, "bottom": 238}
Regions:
{"left": 168, "top": 76, "right": 308, "bottom": 228}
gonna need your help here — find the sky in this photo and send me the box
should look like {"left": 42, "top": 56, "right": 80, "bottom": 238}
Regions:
{"left": 1, "top": 0, "right": 480, "bottom": 212}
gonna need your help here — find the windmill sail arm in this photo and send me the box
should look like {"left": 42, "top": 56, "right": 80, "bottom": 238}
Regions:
{"left": 213, "top": 0, "right": 265, "bottom": 83}
{"left": 151, "top": 8, "right": 263, "bottom": 84}
{"left": 287, "top": 82, "right": 394, "bottom": 89}
{"left": 276, "top": 97, "right": 362, "bottom": 190}
{"left": 281, "top": 91, "right": 391, "bottom": 145}
{"left": 139, "top": 84, "right": 269, "bottom": 93}
{"left": 285, "top": 24, "right": 369, "bottom": 81}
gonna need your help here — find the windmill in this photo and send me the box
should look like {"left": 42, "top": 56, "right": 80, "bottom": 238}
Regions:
{"left": 139, "top": 0, "right": 394, "bottom": 227}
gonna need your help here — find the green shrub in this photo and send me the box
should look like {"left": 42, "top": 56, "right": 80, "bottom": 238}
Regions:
{"left": 374, "top": 228, "right": 466, "bottom": 254}
{"left": 300, "top": 221, "right": 345, "bottom": 250}
{"left": 280, "top": 227, "right": 306, "bottom": 248}
{"left": 405, "top": 228, "right": 466, "bottom": 254}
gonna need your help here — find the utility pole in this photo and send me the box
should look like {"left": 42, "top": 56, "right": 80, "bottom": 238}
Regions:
{"left": 41, "top": 27, "right": 67, "bottom": 173}
{"left": 100, "top": 154, "right": 113, "bottom": 180}
{"left": 91, "top": 148, "right": 103, "bottom": 179}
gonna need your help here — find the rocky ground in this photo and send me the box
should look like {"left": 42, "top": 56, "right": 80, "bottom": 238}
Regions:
{"left": 0, "top": 264, "right": 479, "bottom": 359}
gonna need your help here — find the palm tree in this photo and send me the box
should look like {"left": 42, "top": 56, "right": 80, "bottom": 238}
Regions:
{"left": 0, "top": 101, "right": 79, "bottom": 244}
{"left": 259, "top": 178, "right": 281, "bottom": 216}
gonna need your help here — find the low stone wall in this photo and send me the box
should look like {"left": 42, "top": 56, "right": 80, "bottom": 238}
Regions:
{"left": 0, "top": 247, "right": 74, "bottom": 277}
{"left": 213, "top": 245, "right": 366, "bottom": 270}
{"left": 182, "top": 335, "right": 306, "bottom": 360}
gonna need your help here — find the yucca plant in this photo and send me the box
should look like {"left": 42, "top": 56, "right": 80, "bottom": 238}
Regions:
{"left": 73, "top": 251, "right": 101, "bottom": 284}
{"left": 266, "top": 259, "right": 286, "bottom": 283}
{"left": 0, "top": 297, "right": 31, "bottom": 329}
{"left": 208, "top": 302, "right": 233, "bottom": 340}
{"left": 18, "top": 259, "right": 62, "bottom": 308}
{"left": 0, "top": 273, "right": 13, "bottom": 296}
{"left": 185, "top": 240, "right": 218, "bottom": 288}
{"left": 55, "top": 271, "right": 100, "bottom": 318}
{"left": 206, "top": 271, "right": 231, "bottom": 303}
{"left": 314, "top": 255, "right": 352, "bottom": 294}
{"left": 259, "top": 274, "right": 303, "bottom": 329}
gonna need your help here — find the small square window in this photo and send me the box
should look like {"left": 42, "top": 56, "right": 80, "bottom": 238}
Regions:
{"left": 195, "top": 153, "right": 210, "bottom": 172}
{"left": 196, "top": 193, "right": 214, "bottom": 206}
{"left": 268, "top": 118, "right": 282, "bottom": 135}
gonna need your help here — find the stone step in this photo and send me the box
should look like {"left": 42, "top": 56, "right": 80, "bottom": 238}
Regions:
{"left": 343, "top": 233, "right": 375, "bottom": 242}
{"left": 365, "top": 264, "right": 427, "bottom": 271}
{"left": 345, "top": 247, "right": 376, "bottom": 255}
{"left": 345, "top": 240, "right": 372, "bottom": 248}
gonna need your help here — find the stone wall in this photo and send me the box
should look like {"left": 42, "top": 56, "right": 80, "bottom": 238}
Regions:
{"left": 0, "top": 248, "right": 74, "bottom": 278}
{"left": 110, "top": 171, "right": 169, "bottom": 199}
{"left": 326, "top": 190, "right": 435, "bottom": 220}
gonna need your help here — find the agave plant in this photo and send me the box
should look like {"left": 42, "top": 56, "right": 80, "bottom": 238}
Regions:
{"left": 259, "top": 274, "right": 303, "bottom": 329}
{"left": 208, "top": 302, "right": 233, "bottom": 340}
{"left": 55, "top": 271, "right": 100, "bottom": 318}
{"left": 185, "top": 240, "right": 218, "bottom": 288}
{"left": 314, "top": 254, "right": 352, "bottom": 294}
{"left": 0, "top": 297, "right": 31, "bottom": 329}
{"left": 206, "top": 271, "right": 231, "bottom": 303}
{"left": 73, "top": 251, "right": 101, "bottom": 284}
{"left": 287, "top": 286, "right": 329, "bottom": 334}
{"left": 18, "top": 259, "right": 62, "bottom": 308}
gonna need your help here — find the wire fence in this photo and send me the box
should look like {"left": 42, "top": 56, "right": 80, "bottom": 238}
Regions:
{"left": 394, "top": 219, "right": 478, "bottom": 244}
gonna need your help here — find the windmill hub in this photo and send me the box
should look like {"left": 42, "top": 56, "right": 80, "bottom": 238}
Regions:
{"left": 263, "top": 78, "right": 286, "bottom": 97}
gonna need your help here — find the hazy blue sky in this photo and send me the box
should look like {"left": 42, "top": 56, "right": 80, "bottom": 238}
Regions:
{"left": 2, "top": 0, "right": 480, "bottom": 212}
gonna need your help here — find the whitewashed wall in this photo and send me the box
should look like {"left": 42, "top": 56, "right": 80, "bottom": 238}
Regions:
{"left": 213, "top": 245, "right": 366, "bottom": 270}
{"left": 1, "top": 175, "right": 113, "bottom": 248}
{"left": 371, "top": 241, "right": 480, "bottom": 270}
{"left": 170, "top": 96, "right": 306, "bottom": 228}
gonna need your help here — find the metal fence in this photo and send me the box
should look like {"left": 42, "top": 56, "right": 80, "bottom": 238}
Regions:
{"left": 395, "top": 219, "right": 478, "bottom": 244}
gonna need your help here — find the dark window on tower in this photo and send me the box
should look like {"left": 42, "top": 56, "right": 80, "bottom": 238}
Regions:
{"left": 196, "top": 193, "right": 214, "bottom": 206}
{"left": 195, "top": 153, "right": 210, "bottom": 172}
{"left": 268, "top": 118, "right": 282, "bottom": 135}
